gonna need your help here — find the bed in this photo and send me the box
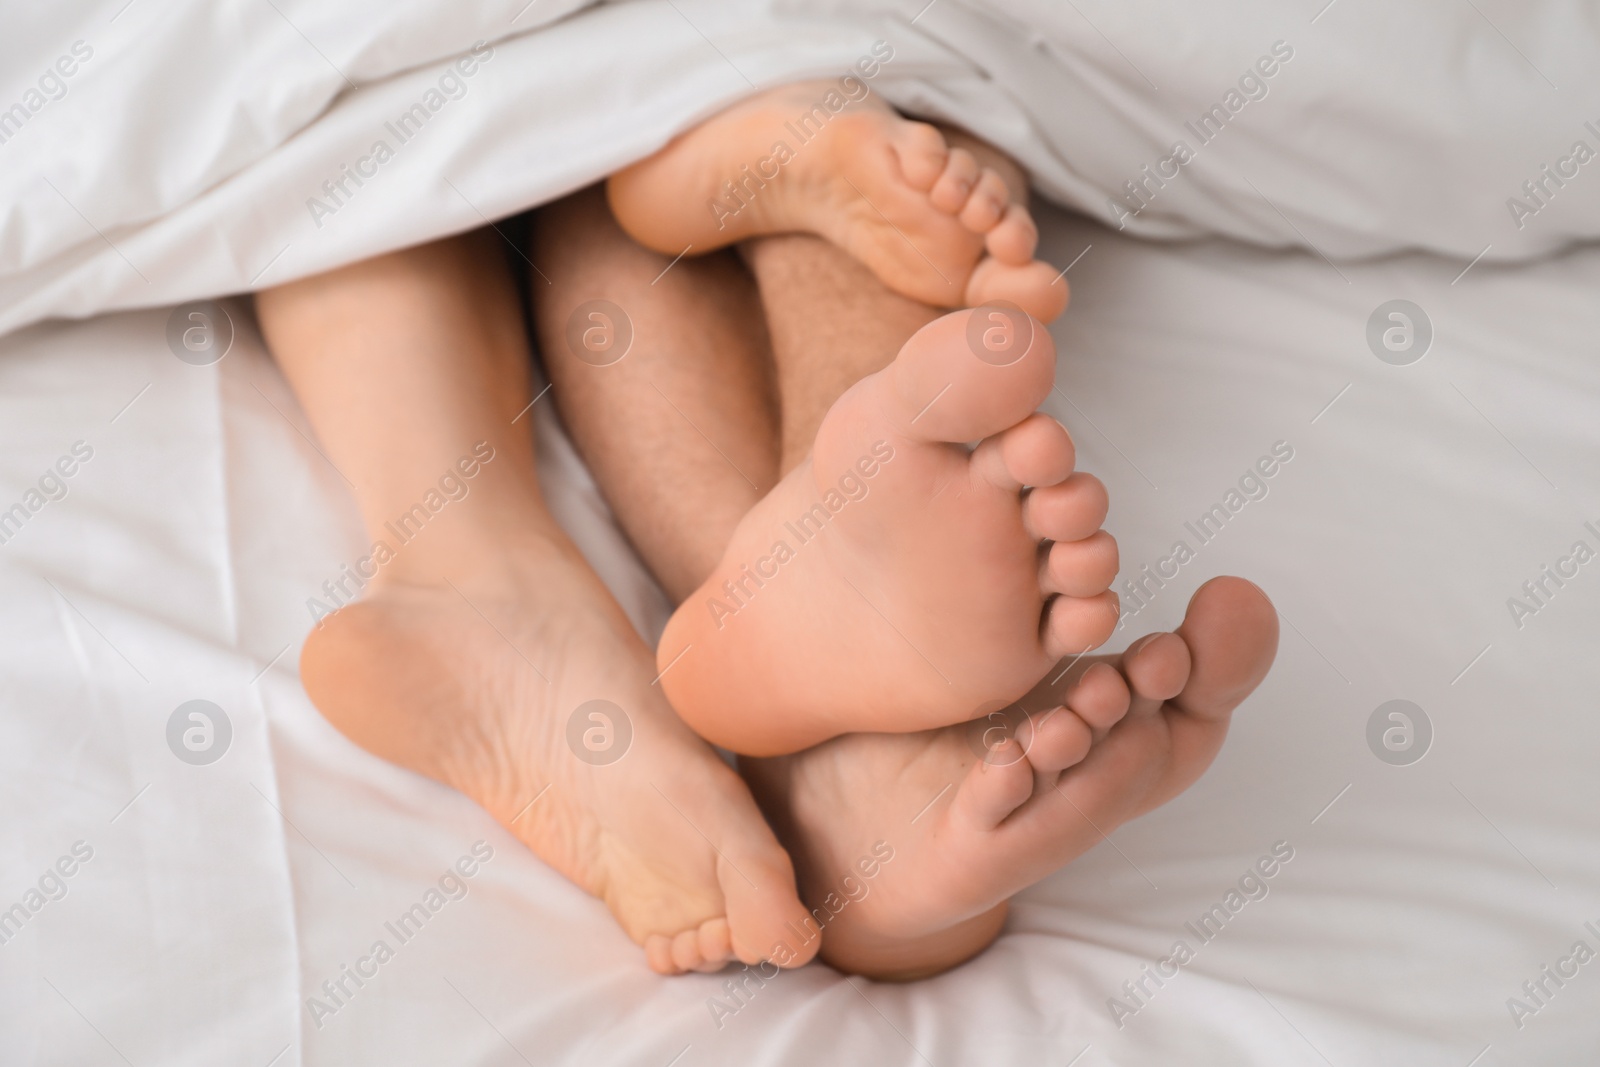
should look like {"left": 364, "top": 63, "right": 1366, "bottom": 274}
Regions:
{"left": 4, "top": 1, "right": 1599, "bottom": 1063}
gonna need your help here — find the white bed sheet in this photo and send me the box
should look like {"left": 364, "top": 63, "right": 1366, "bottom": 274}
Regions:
{"left": 3, "top": 207, "right": 1598, "bottom": 1065}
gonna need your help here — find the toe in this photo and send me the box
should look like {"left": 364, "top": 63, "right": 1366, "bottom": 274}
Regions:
{"left": 1172, "top": 577, "right": 1279, "bottom": 721}
{"left": 971, "top": 413, "right": 1076, "bottom": 492}
{"left": 880, "top": 308, "right": 1056, "bottom": 446}
{"left": 950, "top": 738, "right": 1035, "bottom": 830}
{"left": 1064, "top": 660, "right": 1130, "bottom": 734}
{"left": 1135, "top": 577, "right": 1277, "bottom": 812}
{"left": 671, "top": 928, "right": 705, "bottom": 973}
{"left": 645, "top": 934, "right": 680, "bottom": 975}
{"left": 929, "top": 147, "right": 981, "bottom": 213}
{"left": 1023, "top": 473, "right": 1108, "bottom": 542}
{"left": 1022, "top": 706, "right": 1094, "bottom": 774}
{"left": 1041, "top": 531, "right": 1119, "bottom": 597}
{"left": 892, "top": 120, "right": 950, "bottom": 191}
{"left": 985, "top": 203, "right": 1040, "bottom": 265}
{"left": 1122, "top": 632, "right": 1191, "bottom": 714}
{"left": 965, "top": 258, "right": 1070, "bottom": 323}
{"left": 1043, "top": 591, "right": 1120, "bottom": 659}
{"left": 718, "top": 842, "right": 820, "bottom": 968}
{"left": 957, "top": 169, "right": 1011, "bottom": 233}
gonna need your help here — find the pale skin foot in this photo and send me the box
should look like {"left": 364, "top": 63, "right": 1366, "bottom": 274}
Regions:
{"left": 256, "top": 233, "right": 818, "bottom": 975}
{"left": 531, "top": 210, "right": 1279, "bottom": 979}
{"left": 300, "top": 542, "right": 818, "bottom": 975}
{"left": 657, "top": 307, "right": 1121, "bottom": 755}
{"left": 743, "top": 577, "right": 1280, "bottom": 980}
{"left": 607, "top": 80, "right": 1068, "bottom": 321}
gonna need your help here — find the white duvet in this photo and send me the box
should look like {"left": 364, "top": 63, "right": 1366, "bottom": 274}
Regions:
{"left": 4, "top": 1, "right": 1600, "bottom": 1064}
{"left": 4, "top": 0, "right": 1600, "bottom": 333}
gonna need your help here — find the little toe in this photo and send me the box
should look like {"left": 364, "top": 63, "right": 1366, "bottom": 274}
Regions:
{"left": 929, "top": 147, "right": 981, "bottom": 213}
{"left": 957, "top": 169, "right": 1011, "bottom": 234}
{"left": 1022, "top": 706, "right": 1094, "bottom": 774}
{"left": 985, "top": 203, "right": 1040, "bottom": 266}
{"left": 645, "top": 934, "right": 679, "bottom": 975}
{"left": 1041, "top": 531, "right": 1119, "bottom": 598}
{"left": 971, "top": 413, "right": 1076, "bottom": 492}
{"left": 950, "top": 738, "right": 1035, "bottom": 830}
{"left": 1023, "top": 472, "right": 1109, "bottom": 542}
{"left": 1043, "top": 591, "right": 1120, "bottom": 660}
{"left": 892, "top": 120, "right": 950, "bottom": 191}
{"left": 965, "top": 258, "right": 1070, "bottom": 323}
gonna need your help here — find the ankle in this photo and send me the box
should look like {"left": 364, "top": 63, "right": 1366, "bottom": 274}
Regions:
{"left": 364, "top": 496, "right": 574, "bottom": 592}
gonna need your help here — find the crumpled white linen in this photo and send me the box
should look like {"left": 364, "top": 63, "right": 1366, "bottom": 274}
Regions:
{"left": 3, "top": 206, "right": 1598, "bottom": 1065}
{"left": 3, "top": 0, "right": 1598, "bottom": 335}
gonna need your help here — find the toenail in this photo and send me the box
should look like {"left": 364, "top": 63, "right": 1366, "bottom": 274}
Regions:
{"left": 1126, "top": 633, "right": 1168, "bottom": 657}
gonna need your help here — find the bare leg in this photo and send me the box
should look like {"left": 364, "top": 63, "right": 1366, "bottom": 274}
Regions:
{"left": 543, "top": 150, "right": 1274, "bottom": 979}
{"left": 531, "top": 184, "right": 778, "bottom": 603}
{"left": 748, "top": 235, "right": 940, "bottom": 472}
{"left": 254, "top": 231, "right": 818, "bottom": 975}
{"left": 735, "top": 239, "right": 1275, "bottom": 979}
{"left": 608, "top": 81, "right": 1066, "bottom": 319}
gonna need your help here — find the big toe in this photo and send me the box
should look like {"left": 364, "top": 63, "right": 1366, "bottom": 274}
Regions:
{"left": 719, "top": 842, "right": 820, "bottom": 968}
{"left": 1173, "top": 577, "right": 1280, "bottom": 721}
{"left": 878, "top": 306, "right": 1057, "bottom": 446}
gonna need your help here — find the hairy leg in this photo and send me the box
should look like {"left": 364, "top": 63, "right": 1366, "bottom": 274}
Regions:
{"left": 254, "top": 231, "right": 817, "bottom": 975}
{"left": 531, "top": 184, "right": 780, "bottom": 603}
{"left": 747, "top": 234, "right": 941, "bottom": 473}
{"left": 539, "top": 139, "right": 1269, "bottom": 978}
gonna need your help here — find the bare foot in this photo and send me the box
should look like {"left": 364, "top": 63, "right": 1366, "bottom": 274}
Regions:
{"left": 657, "top": 307, "right": 1120, "bottom": 755}
{"left": 607, "top": 81, "right": 1067, "bottom": 321}
{"left": 743, "top": 577, "right": 1280, "bottom": 979}
{"left": 299, "top": 533, "right": 821, "bottom": 975}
